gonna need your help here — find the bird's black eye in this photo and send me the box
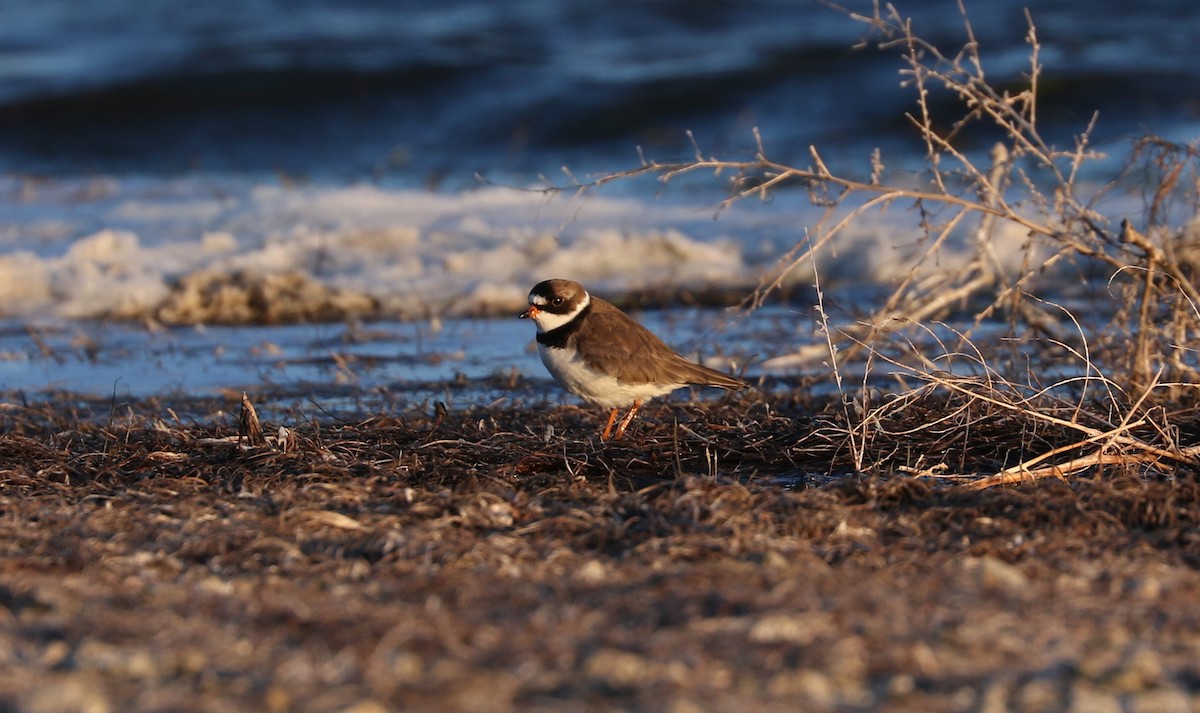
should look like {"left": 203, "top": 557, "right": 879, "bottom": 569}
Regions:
{"left": 551, "top": 297, "right": 565, "bottom": 306}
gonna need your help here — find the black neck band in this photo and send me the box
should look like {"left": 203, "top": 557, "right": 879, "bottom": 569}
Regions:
{"left": 536, "top": 299, "right": 592, "bottom": 349}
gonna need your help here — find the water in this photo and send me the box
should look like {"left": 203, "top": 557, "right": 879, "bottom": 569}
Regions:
{"left": 1, "top": 0, "right": 1196, "bottom": 182}
{"left": 0, "top": 0, "right": 1196, "bottom": 399}
{"left": 0, "top": 306, "right": 789, "bottom": 411}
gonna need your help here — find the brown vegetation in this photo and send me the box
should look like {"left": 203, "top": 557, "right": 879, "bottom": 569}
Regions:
{"left": 1, "top": 391, "right": 1199, "bottom": 712}
{"left": 3, "top": 4, "right": 1200, "bottom": 712}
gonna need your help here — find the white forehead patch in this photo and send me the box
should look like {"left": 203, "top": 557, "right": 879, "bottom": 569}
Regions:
{"left": 530, "top": 293, "right": 547, "bottom": 306}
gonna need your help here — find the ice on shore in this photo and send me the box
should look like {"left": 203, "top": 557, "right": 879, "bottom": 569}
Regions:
{"left": 0, "top": 174, "right": 1056, "bottom": 325}
{"left": 0, "top": 178, "right": 767, "bottom": 323}
{"left": 0, "top": 174, "right": 1111, "bottom": 398}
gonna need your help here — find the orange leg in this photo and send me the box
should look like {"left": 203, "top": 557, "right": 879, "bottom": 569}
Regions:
{"left": 600, "top": 407, "right": 620, "bottom": 441}
{"left": 613, "top": 399, "right": 643, "bottom": 440}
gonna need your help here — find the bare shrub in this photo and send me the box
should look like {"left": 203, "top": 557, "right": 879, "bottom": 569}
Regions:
{"left": 549, "top": 2, "right": 1200, "bottom": 483}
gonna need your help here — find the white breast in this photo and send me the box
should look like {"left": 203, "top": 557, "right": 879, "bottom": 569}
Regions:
{"left": 538, "top": 342, "right": 682, "bottom": 408}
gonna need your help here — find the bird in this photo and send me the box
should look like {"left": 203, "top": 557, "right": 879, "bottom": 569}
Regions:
{"left": 519, "top": 278, "right": 747, "bottom": 440}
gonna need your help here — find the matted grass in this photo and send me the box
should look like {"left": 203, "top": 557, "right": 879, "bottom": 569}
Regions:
{"left": 1, "top": 390, "right": 1198, "bottom": 712}
{"left": 4, "top": 5, "right": 1200, "bottom": 709}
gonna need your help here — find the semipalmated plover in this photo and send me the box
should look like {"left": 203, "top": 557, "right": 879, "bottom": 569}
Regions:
{"left": 520, "top": 278, "right": 747, "bottom": 440}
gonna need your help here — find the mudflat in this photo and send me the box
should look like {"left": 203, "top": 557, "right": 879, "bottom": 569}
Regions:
{"left": 1, "top": 391, "right": 1197, "bottom": 712}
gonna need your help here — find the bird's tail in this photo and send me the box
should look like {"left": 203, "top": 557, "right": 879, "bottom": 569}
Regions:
{"left": 680, "top": 361, "right": 748, "bottom": 391}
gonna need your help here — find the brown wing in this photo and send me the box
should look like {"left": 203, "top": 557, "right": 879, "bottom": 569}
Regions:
{"left": 575, "top": 298, "right": 746, "bottom": 389}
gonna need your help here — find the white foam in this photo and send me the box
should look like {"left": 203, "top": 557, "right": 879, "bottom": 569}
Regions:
{"left": 0, "top": 174, "right": 1107, "bottom": 323}
{"left": 0, "top": 177, "right": 764, "bottom": 321}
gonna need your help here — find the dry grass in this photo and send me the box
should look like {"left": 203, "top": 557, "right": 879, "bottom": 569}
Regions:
{"left": 540, "top": 2, "right": 1200, "bottom": 488}
{"left": 1, "top": 391, "right": 1199, "bottom": 712}
{"left": 5, "top": 5, "right": 1200, "bottom": 711}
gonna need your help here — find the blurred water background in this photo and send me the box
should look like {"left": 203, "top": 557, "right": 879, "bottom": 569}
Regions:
{"left": 2, "top": 0, "right": 1197, "bottom": 181}
{"left": 0, "top": 0, "right": 1196, "bottom": 403}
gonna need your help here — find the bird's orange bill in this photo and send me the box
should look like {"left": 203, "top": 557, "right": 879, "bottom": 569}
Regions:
{"left": 520, "top": 305, "right": 540, "bottom": 319}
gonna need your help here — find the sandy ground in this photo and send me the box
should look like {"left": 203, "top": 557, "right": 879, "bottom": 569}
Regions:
{"left": 0, "top": 392, "right": 1198, "bottom": 712}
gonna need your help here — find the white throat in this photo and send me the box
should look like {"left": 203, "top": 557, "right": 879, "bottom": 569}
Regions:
{"left": 532, "top": 292, "right": 590, "bottom": 333}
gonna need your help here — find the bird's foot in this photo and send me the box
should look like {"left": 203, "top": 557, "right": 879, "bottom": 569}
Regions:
{"left": 612, "top": 400, "right": 643, "bottom": 440}
{"left": 600, "top": 408, "right": 619, "bottom": 441}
